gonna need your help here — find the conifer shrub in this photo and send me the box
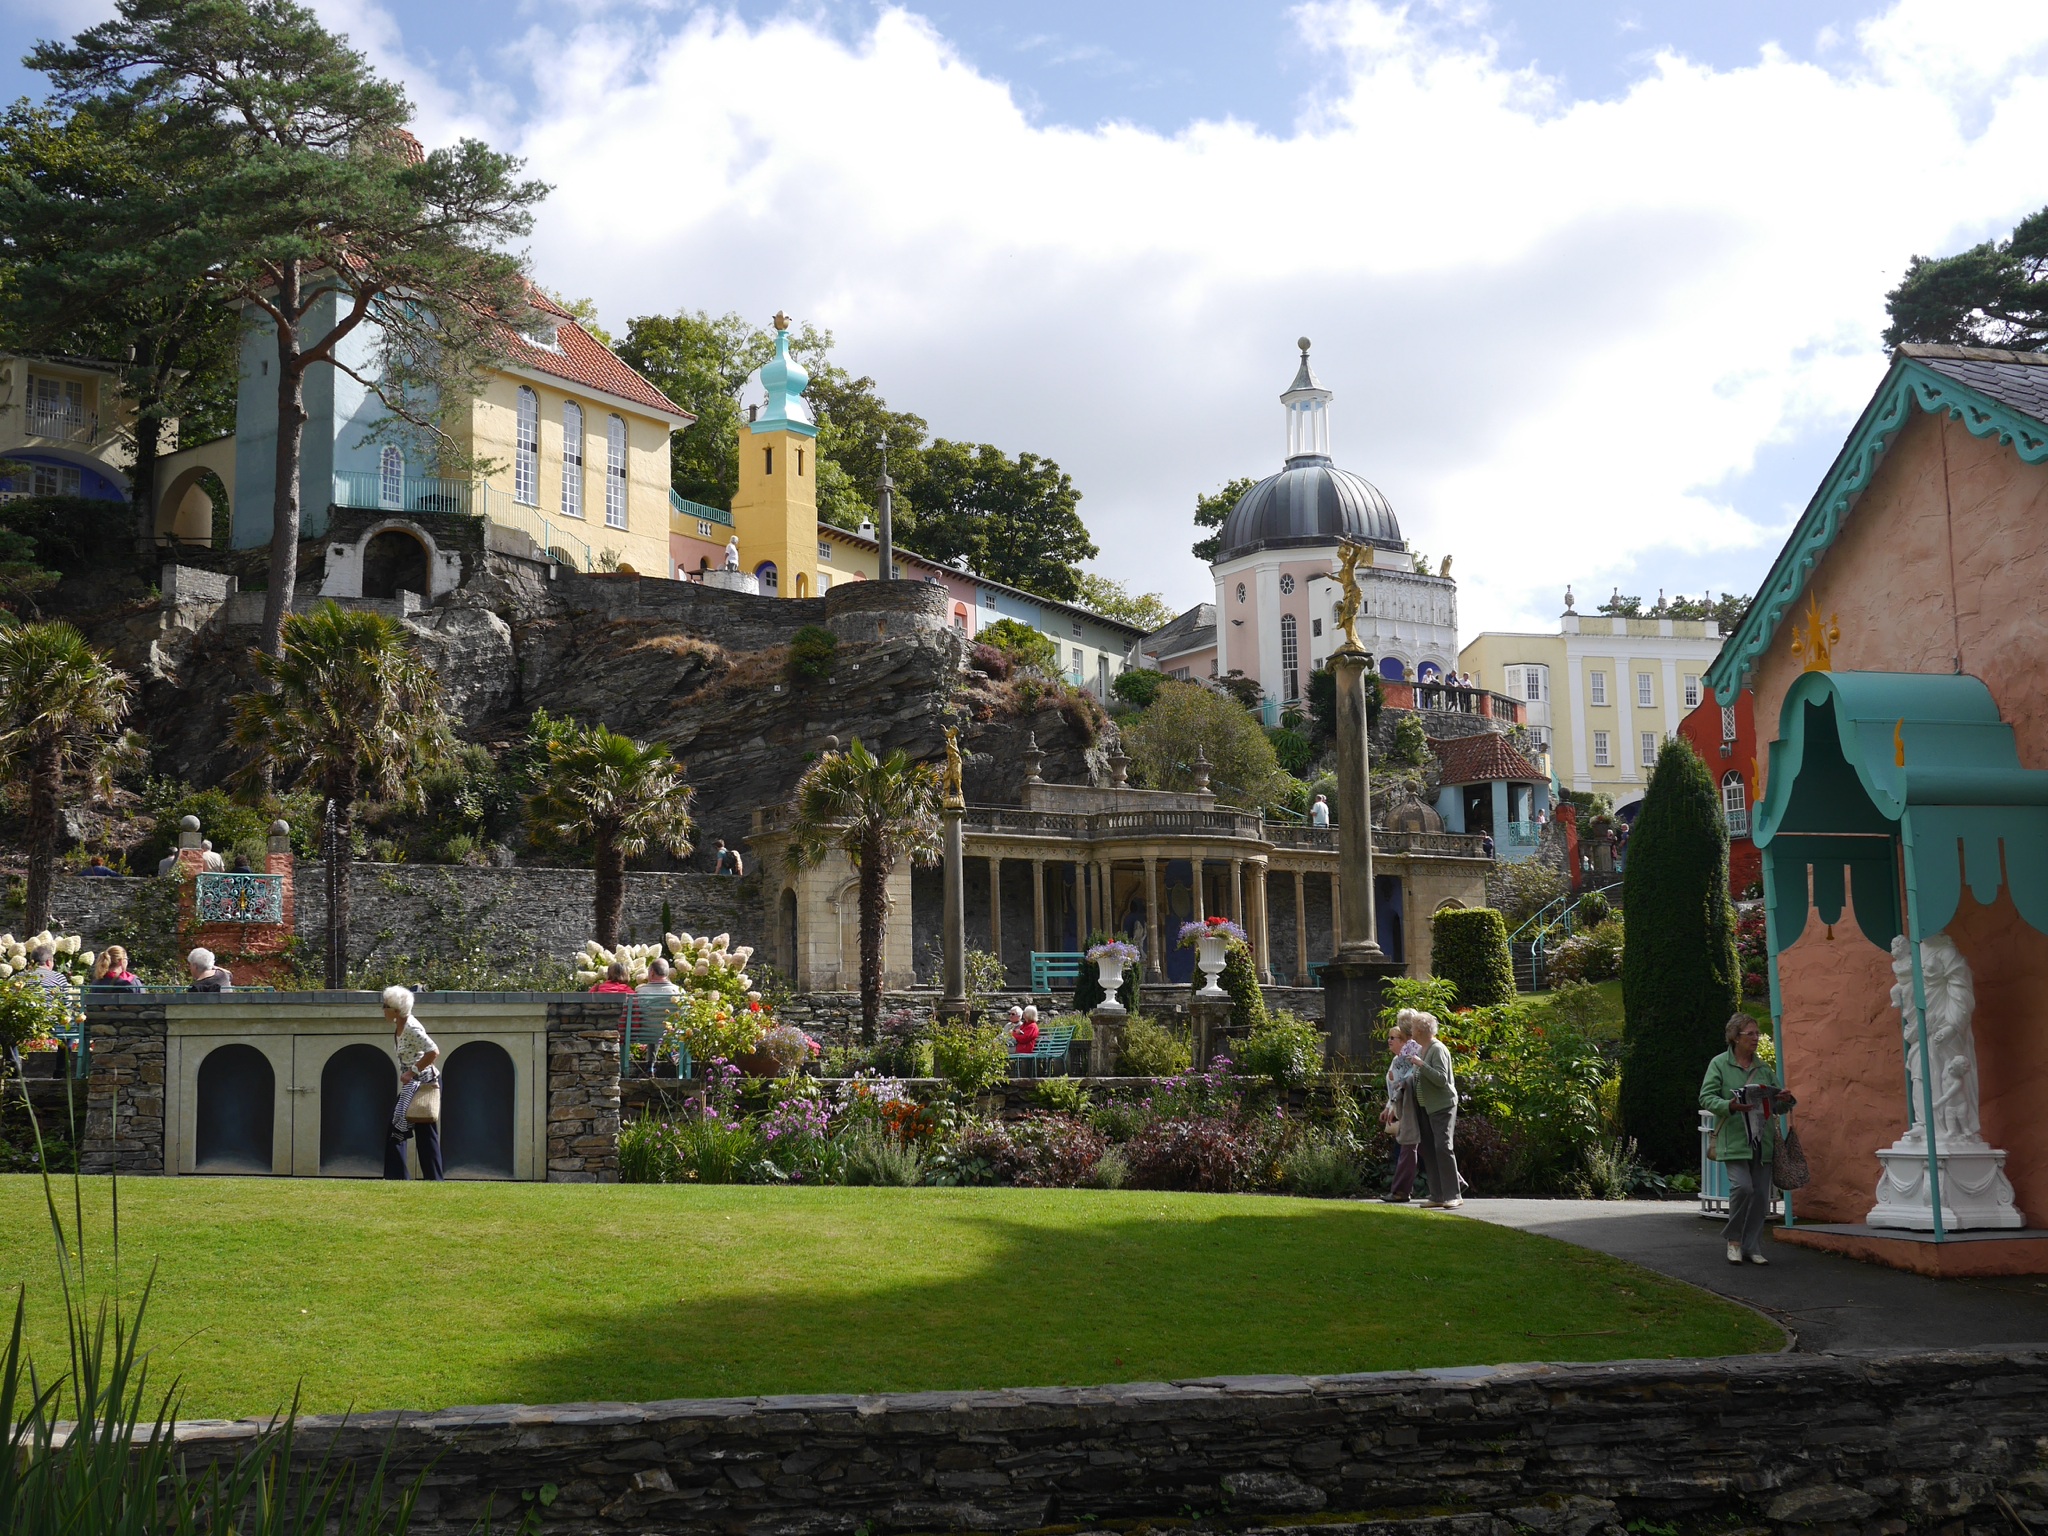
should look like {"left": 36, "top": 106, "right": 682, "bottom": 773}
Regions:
{"left": 1431, "top": 907, "right": 1514, "bottom": 1006}
{"left": 1618, "top": 737, "right": 1740, "bottom": 1169}
{"left": 788, "top": 625, "right": 837, "bottom": 684}
{"left": 1218, "top": 939, "right": 1269, "bottom": 1036}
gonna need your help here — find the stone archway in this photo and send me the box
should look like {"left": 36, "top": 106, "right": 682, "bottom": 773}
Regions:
{"left": 362, "top": 528, "right": 430, "bottom": 600}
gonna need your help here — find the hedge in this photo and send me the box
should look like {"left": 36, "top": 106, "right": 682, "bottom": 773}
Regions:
{"left": 1430, "top": 907, "right": 1514, "bottom": 1007}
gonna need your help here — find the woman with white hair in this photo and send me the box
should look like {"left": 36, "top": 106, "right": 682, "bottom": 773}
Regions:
{"left": 382, "top": 985, "right": 443, "bottom": 1180}
{"left": 1402, "top": 1009, "right": 1465, "bottom": 1209}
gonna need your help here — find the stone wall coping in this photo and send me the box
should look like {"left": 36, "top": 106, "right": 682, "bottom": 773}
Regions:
{"left": 129, "top": 1345, "right": 2048, "bottom": 1450}
{"left": 84, "top": 990, "right": 611, "bottom": 1011}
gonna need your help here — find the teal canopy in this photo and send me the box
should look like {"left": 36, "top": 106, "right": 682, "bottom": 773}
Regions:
{"left": 1754, "top": 670, "right": 2048, "bottom": 943}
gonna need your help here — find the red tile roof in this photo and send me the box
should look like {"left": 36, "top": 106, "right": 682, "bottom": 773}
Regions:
{"left": 500, "top": 289, "right": 691, "bottom": 421}
{"left": 1429, "top": 731, "right": 1546, "bottom": 785}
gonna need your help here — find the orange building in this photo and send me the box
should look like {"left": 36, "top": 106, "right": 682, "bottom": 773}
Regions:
{"left": 1676, "top": 687, "right": 1761, "bottom": 896}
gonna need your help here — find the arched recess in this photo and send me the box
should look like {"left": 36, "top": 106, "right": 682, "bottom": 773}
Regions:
{"left": 1378, "top": 655, "right": 1409, "bottom": 681}
{"left": 794, "top": 571, "right": 810, "bottom": 597}
{"left": 362, "top": 528, "right": 430, "bottom": 599}
{"left": 441, "top": 1041, "right": 516, "bottom": 1179}
{"left": 781, "top": 887, "right": 799, "bottom": 980}
{"left": 320, "top": 1043, "right": 395, "bottom": 1177}
{"left": 194, "top": 1044, "right": 275, "bottom": 1174}
{"left": 152, "top": 435, "right": 237, "bottom": 547}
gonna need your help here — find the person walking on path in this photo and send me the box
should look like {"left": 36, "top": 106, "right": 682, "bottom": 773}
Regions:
{"left": 1406, "top": 1009, "right": 1465, "bottom": 1208}
{"left": 1379, "top": 1020, "right": 1423, "bottom": 1202}
{"left": 1701, "top": 1013, "right": 1789, "bottom": 1266}
{"left": 383, "top": 985, "right": 443, "bottom": 1180}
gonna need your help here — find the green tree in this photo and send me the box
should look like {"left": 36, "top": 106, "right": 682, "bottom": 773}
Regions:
{"left": 1597, "top": 591, "right": 1643, "bottom": 617}
{"left": 231, "top": 601, "right": 451, "bottom": 985}
{"left": 808, "top": 367, "right": 928, "bottom": 530}
{"left": 1110, "top": 667, "right": 1164, "bottom": 710}
{"left": 528, "top": 724, "right": 695, "bottom": 948}
{"left": 1430, "top": 907, "right": 1514, "bottom": 1006}
{"left": 1666, "top": 591, "right": 1751, "bottom": 630}
{"left": 1073, "top": 572, "right": 1175, "bottom": 631}
{"left": 32, "top": 0, "right": 549, "bottom": 656}
{"left": 908, "top": 440, "right": 1096, "bottom": 601}
{"left": 1122, "top": 680, "right": 1286, "bottom": 810}
{"left": 788, "top": 738, "right": 943, "bottom": 1043}
{"left": 1618, "top": 736, "right": 1740, "bottom": 1169}
{"left": 975, "top": 616, "right": 1060, "bottom": 677}
{"left": 1191, "top": 476, "right": 1258, "bottom": 565}
{"left": 0, "top": 102, "right": 240, "bottom": 552}
{"left": 1884, "top": 205, "right": 2048, "bottom": 351}
{"left": 0, "top": 622, "right": 135, "bottom": 930}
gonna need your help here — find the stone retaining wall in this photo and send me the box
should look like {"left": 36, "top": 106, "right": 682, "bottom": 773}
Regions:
{"left": 545, "top": 995, "right": 624, "bottom": 1182}
{"left": 154, "top": 1348, "right": 2048, "bottom": 1533}
{"left": 78, "top": 998, "right": 167, "bottom": 1174}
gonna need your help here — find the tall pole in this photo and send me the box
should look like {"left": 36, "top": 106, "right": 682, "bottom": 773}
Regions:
{"left": 877, "top": 444, "right": 895, "bottom": 583}
{"left": 1331, "top": 646, "right": 1385, "bottom": 961}
{"left": 940, "top": 726, "right": 968, "bottom": 1018}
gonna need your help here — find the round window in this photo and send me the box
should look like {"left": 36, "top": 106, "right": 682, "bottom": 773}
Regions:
{"left": 1236, "top": 582, "right": 1246, "bottom": 603}
{"left": 1279, "top": 574, "right": 1296, "bottom": 595}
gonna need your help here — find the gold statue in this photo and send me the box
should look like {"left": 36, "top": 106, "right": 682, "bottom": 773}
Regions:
{"left": 1790, "top": 593, "right": 1840, "bottom": 673}
{"left": 1333, "top": 539, "right": 1369, "bottom": 653}
{"left": 942, "top": 725, "right": 965, "bottom": 808}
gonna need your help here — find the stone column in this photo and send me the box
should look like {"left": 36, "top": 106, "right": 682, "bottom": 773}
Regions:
{"left": 80, "top": 997, "right": 167, "bottom": 1175}
{"left": 1292, "top": 869, "right": 1310, "bottom": 985}
{"left": 1230, "top": 857, "right": 1244, "bottom": 923}
{"left": 1099, "top": 857, "right": 1115, "bottom": 939}
{"left": 1323, "top": 641, "right": 1404, "bottom": 1063}
{"left": 987, "top": 854, "right": 1003, "bottom": 973}
{"left": 1253, "top": 861, "right": 1273, "bottom": 985}
{"left": 1031, "top": 857, "right": 1047, "bottom": 956}
{"left": 940, "top": 803, "right": 968, "bottom": 1018}
{"left": 1192, "top": 857, "right": 1206, "bottom": 923}
{"left": 1144, "top": 856, "right": 1164, "bottom": 981}
{"left": 546, "top": 995, "right": 622, "bottom": 1182}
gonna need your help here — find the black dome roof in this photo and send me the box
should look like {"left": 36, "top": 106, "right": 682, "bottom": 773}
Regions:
{"left": 1214, "top": 455, "right": 1402, "bottom": 563}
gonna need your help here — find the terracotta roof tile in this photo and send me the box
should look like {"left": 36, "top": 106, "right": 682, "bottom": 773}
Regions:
{"left": 1429, "top": 731, "right": 1545, "bottom": 784}
{"left": 500, "top": 289, "right": 691, "bottom": 420}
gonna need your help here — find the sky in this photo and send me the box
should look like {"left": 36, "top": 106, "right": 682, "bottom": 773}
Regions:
{"left": 5, "top": 0, "right": 2048, "bottom": 637}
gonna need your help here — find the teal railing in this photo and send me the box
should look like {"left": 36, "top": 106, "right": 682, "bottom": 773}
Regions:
{"left": 670, "top": 490, "right": 733, "bottom": 527}
{"left": 1507, "top": 885, "right": 1620, "bottom": 989}
{"left": 1504, "top": 819, "right": 1543, "bottom": 844}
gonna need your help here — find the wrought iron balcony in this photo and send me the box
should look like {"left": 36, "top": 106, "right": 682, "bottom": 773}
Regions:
{"left": 195, "top": 872, "right": 285, "bottom": 925}
{"left": 24, "top": 402, "right": 98, "bottom": 444}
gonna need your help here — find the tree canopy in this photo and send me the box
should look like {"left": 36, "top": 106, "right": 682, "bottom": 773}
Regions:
{"left": 1121, "top": 679, "right": 1287, "bottom": 811}
{"left": 1885, "top": 205, "right": 2048, "bottom": 352}
{"left": 1074, "top": 573, "right": 1176, "bottom": 631}
{"left": 1191, "top": 476, "right": 1258, "bottom": 565}
{"left": 908, "top": 440, "right": 1095, "bottom": 601}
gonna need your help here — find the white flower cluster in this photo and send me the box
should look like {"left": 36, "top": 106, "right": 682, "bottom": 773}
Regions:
{"left": 571, "top": 931, "right": 756, "bottom": 990}
{"left": 0, "top": 932, "right": 93, "bottom": 982}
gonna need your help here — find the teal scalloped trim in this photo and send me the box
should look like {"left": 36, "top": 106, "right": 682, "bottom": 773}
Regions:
{"left": 1706, "top": 359, "right": 2048, "bottom": 696}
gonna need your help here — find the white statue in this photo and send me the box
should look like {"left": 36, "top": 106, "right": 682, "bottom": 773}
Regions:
{"left": 1869, "top": 932, "right": 2020, "bottom": 1230}
{"left": 723, "top": 535, "right": 740, "bottom": 572}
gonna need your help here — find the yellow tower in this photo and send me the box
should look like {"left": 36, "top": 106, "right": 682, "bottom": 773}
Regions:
{"left": 729, "top": 312, "right": 819, "bottom": 598}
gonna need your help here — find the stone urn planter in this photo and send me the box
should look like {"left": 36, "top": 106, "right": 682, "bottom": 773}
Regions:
{"left": 1195, "top": 933, "right": 1230, "bottom": 999}
{"left": 1087, "top": 944, "right": 1135, "bottom": 1018}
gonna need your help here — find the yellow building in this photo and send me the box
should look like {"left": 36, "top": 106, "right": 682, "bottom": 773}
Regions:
{"left": 0, "top": 352, "right": 152, "bottom": 508}
{"left": 728, "top": 313, "right": 819, "bottom": 597}
{"left": 1459, "top": 607, "right": 1724, "bottom": 814}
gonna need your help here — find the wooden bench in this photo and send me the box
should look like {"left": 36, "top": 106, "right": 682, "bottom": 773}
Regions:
{"left": 1030, "top": 952, "right": 1085, "bottom": 993}
{"left": 1009, "top": 1023, "right": 1076, "bottom": 1078}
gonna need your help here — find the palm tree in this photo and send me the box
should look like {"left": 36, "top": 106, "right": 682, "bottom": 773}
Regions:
{"left": 0, "top": 622, "right": 135, "bottom": 930}
{"left": 231, "top": 601, "right": 450, "bottom": 986}
{"left": 788, "top": 738, "right": 942, "bottom": 1044}
{"left": 527, "top": 724, "right": 694, "bottom": 948}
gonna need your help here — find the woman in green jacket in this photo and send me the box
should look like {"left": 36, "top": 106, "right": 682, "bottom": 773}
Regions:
{"left": 1700, "top": 1013, "right": 1788, "bottom": 1266}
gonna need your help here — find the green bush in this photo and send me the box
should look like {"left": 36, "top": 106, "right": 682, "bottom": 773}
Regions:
{"left": 1116, "top": 1016, "right": 1192, "bottom": 1076}
{"left": 1493, "top": 859, "right": 1569, "bottom": 929}
{"left": 1379, "top": 974, "right": 1460, "bottom": 1029}
{"left": 1267, "top": 725, "right": 1315, "bottom": 776}
{"left": 789, "top": 624, "right": 838, "bottom": 684}
{"left": 1232, "top": 1010, "right": 1325, "bottom": 1089}
{"left": 977, "top": 617, "right": 1060, "bottom": 676}
{"left": 1450, "top": 1002, "right": 1611, "bottom": 1193}
{"left": 1620, "top": 736, "right": 1740, "bottom": 1169}
{"left": 0, "top": 979, "right": 65, "bottom": 1063}
{"left": 1086, "top": 1146, "right": 1131, "bottom": 1188}
{"left": 840, "top": 1132, "right": 925, "bottom": 1186}
{"left": 1388, "top": 712, "right": 1430, "bottom": 767}
{"left": 617, "top": 1113, "right": 764, "bottom": 1184}
{"left": 1216, "top": 939, "right": 1269, "bottom": 1036}
{"left": 930, "top": 1019, "right": 1011, "bottom": 1096}
{"left": 1431, "top": 907, "right": 1514, "bottom": 1006}
{"left": 1035, "top": 1076, "right": 1092, "bottom": 1114}
{"left": 1547, "top": 917, "right": 1624, "bottom": 984}
{"left": 1111, "top": 668, "right": 1164, "bottom": 709}
{"left": 1279, "top": 1134, "right": 1364, "bottom": 1198}
{"left": 1576, "top": 890, "right": 1611, "bottom": 926}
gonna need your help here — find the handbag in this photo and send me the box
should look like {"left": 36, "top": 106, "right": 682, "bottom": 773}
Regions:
{"left": 405, "top": 1080, "right": 442, "bottom": 1124}
{"left": 1771, "top": 1123, "right": 1809, "bottom": 1191}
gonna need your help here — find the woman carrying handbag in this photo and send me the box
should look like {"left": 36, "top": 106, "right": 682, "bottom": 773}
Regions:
{"left": 383, "top": 985, "right": 444, "bottom": 1180}
{"left": 1699, "top": 1013, "right": 1796, "bottom": 1265}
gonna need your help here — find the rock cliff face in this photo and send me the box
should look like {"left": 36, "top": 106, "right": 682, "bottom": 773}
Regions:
{"left": 78, "top": 552, "right": 1108, "bottom": 855}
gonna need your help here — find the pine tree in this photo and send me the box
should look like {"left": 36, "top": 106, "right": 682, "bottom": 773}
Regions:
{"left": 1619, "top": 737, "right": 1740, "bottom": 1169}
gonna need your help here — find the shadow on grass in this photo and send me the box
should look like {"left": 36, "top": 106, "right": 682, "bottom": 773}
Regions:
{"left": 485, "top": 1195, "right": 1779, "bottom": 1407}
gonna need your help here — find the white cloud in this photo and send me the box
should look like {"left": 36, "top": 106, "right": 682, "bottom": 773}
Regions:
{"left": 366, "top": 0, "right": 2048, "bottom": 634}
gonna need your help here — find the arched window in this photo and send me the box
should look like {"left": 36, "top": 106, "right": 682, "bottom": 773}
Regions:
{"left": 1417, "top": 660, "right": 1443, "bottom": 684}
{"left": 1378, "top": 655, "right": 1407, "bottom": 682}
{"left": 378, "top": 445, "right": 403, "bottom": 508}
{"left": 560, "top": 401, "right": 584, "bottom": 519}
{"left": 1280, "top": 613, "right": 1299, "bottom": 701}
{"left": 1722, "top": 771, "right": 1749, "bottom": 837}
{"left": 756, "top": 561, "right": 778, "bottom": 592}
{"left": 514, "top": 387, "right": 539, "bottom": 506}
{"left": 605, "top": 415, "right": 627, "bottom": 529}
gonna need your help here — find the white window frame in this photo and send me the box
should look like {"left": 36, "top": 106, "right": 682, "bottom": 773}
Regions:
{"left": 378, "top": 444, "right": 404, "bottom": 509}
{"left": 1280, "top": 613, "right": 1299, "bottom": 702}
{"left": 1722, "top": 770, "right": 1749, "bottom": 837}
{"left": 1637, "top": 672, "right": 1654, "bottom": 708}
{"left": 514, "top": 387, "right": 539, "bottom": 506}
{"left": 1641, "top": 731, "right": 1657, "bottom": 768}
{"left": 1721, "top": 703, "right": 1738, "bottom": 742}
{"left": 1684, "top": 674, "right": 1701, "bottom": 710}
{"left": 560, "top": 401, "right": 584, "bottom": 519}
{"left": 1593, "top": 730, "right": 1611, "bottom": 768}
{"left": 1590, "top": 670, "right": 1608, "bottom": 706}
{"left": 605, "top": 415, "right": 627, "bottom": 529}
{"left": 818, "top": 541, "right": 832, "bottom": 561}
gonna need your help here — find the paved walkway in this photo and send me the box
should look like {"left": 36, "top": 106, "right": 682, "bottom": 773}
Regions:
{"left": 1451, "top": 1198, "right": 2048, "bottom": 1353}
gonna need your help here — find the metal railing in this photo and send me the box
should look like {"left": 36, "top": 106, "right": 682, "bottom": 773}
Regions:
{"left": 331, "top": 471, "right": 595, "bottom": 571}
{"left": 24, "top": 402, "right": 98, "bottom": 443}
{"left": 1504, "top": 819, "right": 1543, "bottom": 844}
{"left": 670, "top": 490, "right": 732, "bottom": 527}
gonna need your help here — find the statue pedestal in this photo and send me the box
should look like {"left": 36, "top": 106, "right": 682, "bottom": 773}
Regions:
{"left": 1088, "top": 1007, "right": 1126, "bottom": 1077}
{"left": 702, "top": 569, "right": 759, "bottom": 595}
{"left": 1189, "top": 997, "right": 1231, "bottom": 1073}
{"left": 1321, "top": 954, "right": 1407, "bottom": 1066}
{"left": 1868, "top": 1135, "right": 2024, "bottom": 1231}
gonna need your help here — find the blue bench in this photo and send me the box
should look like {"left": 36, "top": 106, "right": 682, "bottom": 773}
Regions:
{"left": 1030, "top": 952, "right": 1085, "bottom": 992}
{"left": 1009, "top": 1023, "right": 1076, "bottom": 1078}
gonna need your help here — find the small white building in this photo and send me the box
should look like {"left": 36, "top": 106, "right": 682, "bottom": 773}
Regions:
{"left": 1211, "top": 342, "right": 1457, "bottom": 713}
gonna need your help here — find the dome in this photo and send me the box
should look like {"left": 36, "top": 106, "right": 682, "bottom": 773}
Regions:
{"left": 1215, "top": 458, "right": 1402, "bottom": 562}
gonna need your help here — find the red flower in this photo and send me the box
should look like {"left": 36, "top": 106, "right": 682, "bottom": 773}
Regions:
{"left": 1206, "top": 915, "right": 1227, "bottom": 926}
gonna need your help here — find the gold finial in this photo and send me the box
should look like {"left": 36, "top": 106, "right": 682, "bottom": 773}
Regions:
{"left": 1790, "top": 593, "right": 1840, "bottom": 673}
{"left": 1751, "top": 752, "right": 1766, "bottom": 806}
{"left": 1333, "top": 538, "right": 1369, "bottom": 653}
{"left": 942, "top": 726, "right": 964, "bottom": 809}
{"left": 772, "top": 310, "right": 791, "bottom": 333}
{"left": 1895, "top": 718, "right": 1906, "bottom": 768}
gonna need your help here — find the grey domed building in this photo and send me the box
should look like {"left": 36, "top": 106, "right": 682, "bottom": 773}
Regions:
{"left": 1190, "top": 342, "right": 1458, "bottom": 711}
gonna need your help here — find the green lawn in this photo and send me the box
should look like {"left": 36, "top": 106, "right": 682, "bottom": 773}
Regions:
{"left": 0, "top": 1178, "right": 1779, "bottom": 1419}
{"left": 1520, "top": 978, "right": 1771, "bottom": 1039}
